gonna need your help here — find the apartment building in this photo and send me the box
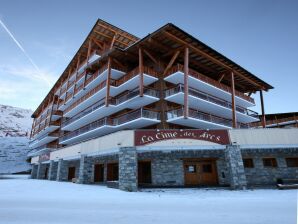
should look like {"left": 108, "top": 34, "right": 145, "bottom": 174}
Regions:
{"left": 29, "top": 20, "right": 298, "bottom": 191}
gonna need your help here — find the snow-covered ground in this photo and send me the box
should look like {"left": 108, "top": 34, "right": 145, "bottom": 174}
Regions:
{"left": 0, "top": 176, "right": 297, "bottom": 224}
{"left": 0, "top": 137, "right": 31, "bottom": 174}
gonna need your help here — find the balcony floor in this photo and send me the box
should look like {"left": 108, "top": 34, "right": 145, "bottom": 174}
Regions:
{"left": 60, "top": 117, "right": 160, "bottom": 146}
{"left": 29, "top": 136, "right": 58, "bottom": 149}
{"left": 165, "top": 71, "right": 254, "bottom": 108}
{"left": 64, "top": 87, "right": 107, "bottom": 117}
{"left": 110, "top": 74, "right": 158, "bottom": 96}
{"left": 62, "top": 95, "right": 159, "bottom": 131}
{"left": 167, "top": 116, "right": 231, "bottom": 130}
{"left": 165, "top": 92, "right": 258, "bottom": 123}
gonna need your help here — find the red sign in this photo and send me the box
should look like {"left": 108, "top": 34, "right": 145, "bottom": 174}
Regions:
{"left": 135, "top": 129, "right": 230, "bottom": 146}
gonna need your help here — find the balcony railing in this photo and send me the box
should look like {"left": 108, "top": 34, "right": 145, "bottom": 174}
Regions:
{"left": 167, "top": 107, "right": 249, "bottom": 128}
{"left": 61, "top": 98, "right": 107, "bottom": 128}
{"left": 64, "top": 80, "right": 107, "bottom": 114}
{"left": 60, "top": 117, "right": 112, "bottom": 142}
{"left": 165, "top": 84, "right": 258, "bottom": 118}
{"left": 32, "top": 119, "right": 60, "bottom": 138}
{"left": 61, "top": 87, "right": 159, "bottom": 128}
{"left": 60, "top": 108, "right": 160, "bottom": 142}
{"left": 115, "top": 87, "right": 159, "bottom": 105}
{"left": 112, "top": 108, "right": 159, "bottom": 126}
{"left": 164, "top": 64, "right": 255, "bottom": 104}
{"left": 112, "top": 66, "right": 158, "bottom": 87}
{"left": 30, "top": 131, "right": 59, "bottom": 146}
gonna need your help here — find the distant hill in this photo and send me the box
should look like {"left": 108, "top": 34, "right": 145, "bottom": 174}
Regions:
{"left": 0, "top": 104, "right": 32, "bottom": 137}
{"left": 0, "top": 104, "right": 33, "bottom": 174}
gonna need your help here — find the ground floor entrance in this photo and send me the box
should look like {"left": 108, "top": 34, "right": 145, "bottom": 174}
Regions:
{"left": 138, "top": 161, "right": 152, "bottom": 185}
{"left": 107, "top": 163, "right": 118, "bottom": 181}
{"left": 183, "top": 159, "right": 218, "bottom": 186}
{"left": 94, "top": 164, "right": 104, "bottom": 182}
{"left": 68, "top": 167, "right": 76, "bottom": 181}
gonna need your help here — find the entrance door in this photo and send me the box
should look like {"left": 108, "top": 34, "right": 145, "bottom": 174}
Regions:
{"left": 184, "top": 160, "right": 218, "bottom": 186}
{"left": 68, "top": 167, "right": 76, "bottom": 181}
{"left": 44, "top": 167, "right": 49, "bottom": 179}
{"left": 107, "top": 163, "right": 118, "bottom": 181}
{"left": 94, "top": 164, "right": 104, "bottom": 182}
{"left": 138, "top": 161, "right": 152, "bottom": 185}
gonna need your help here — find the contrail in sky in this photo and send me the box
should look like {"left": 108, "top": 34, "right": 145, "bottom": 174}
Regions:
{"left": 0, "top": 19, "right": 51, "bottom": 87}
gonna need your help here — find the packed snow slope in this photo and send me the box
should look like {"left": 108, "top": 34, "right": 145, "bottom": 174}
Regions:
{"left": 0, "top": 104, "right": 32, "bottom": 174}
{"left": 0, "top": 176, "right": 296, "bottom": 224}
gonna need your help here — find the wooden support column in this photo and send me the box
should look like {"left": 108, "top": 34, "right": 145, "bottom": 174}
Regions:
{"left": 259, "top": 90, "right": 266, "bottom": 128}
{"left": 139, "top": 48, "right": 144, "bottom": 97}
{"left": 184, "top": 47, "right": 189, "bottom": 118}
{"left": 86, "top": 40, "right": 92, "bottom": 63}
{"left": 105, "top": 57, "right": 112, "bottom": 106}
{"left": 231, "top": 71, "right": 237, "bottom": 128}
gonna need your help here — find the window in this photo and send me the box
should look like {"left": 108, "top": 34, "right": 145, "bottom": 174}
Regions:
{"left": 202, "top": 164, "right": 212, "bottom": 173}
{"left": 286, "top": 158, "right": 298, "bottom": 167}
{"left": 263, "top": 158, "right": 278, "bottom": 168}
{"left": 243, "top": 158, "right": 254, "bottom": 168}
{"left": 186, "top": 165, "right": 196, "bottom": 173}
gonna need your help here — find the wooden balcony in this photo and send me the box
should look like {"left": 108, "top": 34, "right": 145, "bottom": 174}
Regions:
{"left": 164, "top": 64, "right": 255, "bottom": 106}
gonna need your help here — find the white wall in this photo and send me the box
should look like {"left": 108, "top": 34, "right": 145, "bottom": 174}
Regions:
{"left": 31, "top": 156, "right": 39, "bottom": 164}
{"left": 229, "top": 129, "right": 298, "bottom": 146}
{"left": 50, "top": 130, "right": 134, "bottom": 160}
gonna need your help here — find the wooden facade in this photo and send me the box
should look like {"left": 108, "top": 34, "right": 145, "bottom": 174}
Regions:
{"left": 29, "top": 19, "right": 273, "bottom": 154}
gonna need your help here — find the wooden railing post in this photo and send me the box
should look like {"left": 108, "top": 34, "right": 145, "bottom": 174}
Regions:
{"left": 231, "top": 71, "right": 237, "bottom": 128}
{"left": 105, "top": 57, "right": 112, "bottom": 107}
{"left": 184, "top": 47, "right": 189, "bottom": 118}
{"left": 260, "top": 90, "right": 266, "bottom": 128}
{"left": 139, "top": 47, "right": 144, "bottom": 97}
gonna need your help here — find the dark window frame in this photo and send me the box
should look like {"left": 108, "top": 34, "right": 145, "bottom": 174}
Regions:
{"left": 262, "top": 158, "right": 278, "bottom": 168}
{"left": 286, "top": 158, "right": 298, "bottom": 167}
{"left": 243, "top": 158, "right": 254, "bottom": 168}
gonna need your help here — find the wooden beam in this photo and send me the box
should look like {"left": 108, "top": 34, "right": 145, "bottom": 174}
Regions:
{"left": 163, "top": 50, "right": 180, "bottom": 76}
{"left": 218, "top": 74, "right": 225, "bottom": 83}
{"left": 112, "top": 58, "right": 126, "bottom": 71}
{"left": 143, "top": 49, "right": 158, "bottom": 65}
{"left": 231, "top": 71, "right": 237, "bottom": 128}
{"left": 148, "top": 37, "right": 169, "bottom": 52}
{"left": 260, "top": 90, "right": 266, "bottom": 128}
{"left": 87, "top": 40, "right": 92, "bottom": 61}
{"left": 94, "top": 30, "right": 130, "bottom": 47}
{"left": 184, "top": 47, "right": 189, "bottom": 118}
{"left": 110, "top": 33, "right": 117, "bottom": 49}
{"left": 163, "top": 31, "right": 264, "bottom": 89}
{"left": 91, "top": 38, "right": 104, "bottom": 50}
{"left": 96, "top": 23, "right": 137, "bottom": 42}
{"left": 105, "top": 57, "right": 112, "bottom": 106}
{"left": 139, "top": 48, "right": 144, "bottom": 97}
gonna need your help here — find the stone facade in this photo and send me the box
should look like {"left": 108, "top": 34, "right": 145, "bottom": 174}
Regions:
{"left": 36, "top": 162, "right": 48, "bottom": 180}
{"left": 48, "top": 161, "right": 58, "bottom": 181}
{"left": 138, "top": 149, "right": 228, "bottom": 186}
{"left": 241, "top": 148, "right": 298, "bottom": 186}
{"left": 30, "top": 164, "right": 38, "bottom": 179}
{"left": 77, "top": 155, "right": 93, "bottom": 184}
{"left": 119, "top": 147, "right": 138, "bottom": 192}
{"left": 225, "top": 145, "right": 247, "bottom": 189}
{"left": 56, "top": 159, "right": 68, "bottom": 181}
{"left": 32, "top": 146, "right": 298, "bottom": 192}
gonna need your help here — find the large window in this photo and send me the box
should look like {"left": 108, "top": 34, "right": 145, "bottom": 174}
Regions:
{"left": 262, "top": 158, "right": 278, "bottom": 168}
{"left": 286, "top": 158, "right": 298, "bottom": 167}
{"left": 243, "top": 158, "right": 254, "bottom": 168}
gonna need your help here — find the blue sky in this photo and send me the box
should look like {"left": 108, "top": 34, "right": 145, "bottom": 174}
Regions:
{"left": 0, "top": 0, "right": 297, "bottom": 114}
